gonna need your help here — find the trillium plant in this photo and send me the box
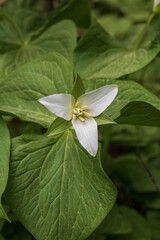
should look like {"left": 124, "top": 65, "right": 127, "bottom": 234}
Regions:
{"left": 38, "top": 85, "right": 118, "bottom": 156}
{"left": 1, "top": 0, "right": 160, "bottom": 240}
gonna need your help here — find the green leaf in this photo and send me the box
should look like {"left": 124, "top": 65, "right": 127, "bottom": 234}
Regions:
{"left": 72, "top": 74, "right": 85, "bottom": 101}
{"left": 113, "top": 153, "right": 160, "bottom": 192}
{"left": 74, "top": 21, "right": 160, "bottom": 79}
{"left": 44, "top": 0, "right": 90, "bottom": 29}
{"left": 2, "top": 222, "right": 33, "bottom": 240}
{"left": 0, "top": 116, "right": 10, "bottom": 221}
{"left": 5, "top": 131, "right": 117, "bottom": 240}
{"left": 147, "top": 210, "right": 160, "bottom": 240}
{"left": 109, "top": 206, "right": 152, "bottom": 240}
{"left": 87, "top": 204, "right": 132, "bottom": 239}
{"left": 0, "top": 52, "right": 73, "bottom": 128}
{"left": 0, "top": 6, "right": 44, "bottom": 46}
{"left": 115, "top": 101, "right": 160, "bottom": 127}
{"left": 145, "top": 193, "right": 160, "bottom": 209}
{"left": 46, "top": 117, "right": 72, "bottom": 137}
{"left": 95, "top": 114, "right": 115, "bottom": 126}
{"left": 101, "top": 205, "right": 132, "bottom": 235}
{"left": 0, "top": 235, "right": 5, "bottom": 240}
{"left": 0, "top": 7, "right": 76, "bottom": 77}
{"left": 84, "top": 79, "right": 160, "bottom": 127}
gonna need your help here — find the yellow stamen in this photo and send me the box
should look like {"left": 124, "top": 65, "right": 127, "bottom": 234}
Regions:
{"left": 81, "top": 106, "right": 88, "bottom": 110}
{"left": 73, "top": 109, "right": 77, "bottom": 114}
{"left": 73, "top": 114, "right": 76, "bottom": 120}
{"left": 72, "top": 102, "right": 91, "bottom": 121}
{"left": 78, "top": 116, "right": 85, "bottom": 122}
{"left": 75, "top": 102, "right": 80, "bottom": 107}
{"left": 83, "top": 111, "right": 92, "bottom": 117}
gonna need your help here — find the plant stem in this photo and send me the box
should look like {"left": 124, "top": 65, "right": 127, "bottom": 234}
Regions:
{"left": 133, "top": 12, "right": 156, "bottom": 51}
{"left": 137, "top": 152, "right": 160, "bottom": 194}
{"left": 101, "top": 125, "right": 113, "bottom": 161}
{"left": 1, "top": 13, "right": 25, "bottom": 46}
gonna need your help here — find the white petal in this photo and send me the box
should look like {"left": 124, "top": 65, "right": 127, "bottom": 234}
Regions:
{"left": 38, "top": 94, "right": 75, "bottom": 120}
{"left": 154, "top": 0, "right": 160, "bottom": 7}
{"left": 78, "top": 85, "right": 118, "bottom": 117}
{"left": 72, "top": 117, "right": 98, "bottom": 157}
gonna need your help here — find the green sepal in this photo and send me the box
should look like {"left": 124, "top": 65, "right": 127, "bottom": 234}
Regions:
{"left": 71, "top": 74, "right": 85, "bottom": 101}
{"left": 46, "top": 117, "right": 72, "bottom": 137}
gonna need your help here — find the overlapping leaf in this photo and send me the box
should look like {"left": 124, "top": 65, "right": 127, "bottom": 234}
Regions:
{"left": 5, "top": 131, "right": 117, "bottom": 240}
{"left": 74, "top": 21, "right": 160, "bottom": 80}
{"left": 0, "top": 7, "right": 76, "bottom": 78}
{"left": 0, "top": 52, "right": 73, "bottom": 128}
{"left": 43, "top": 0, "right": 90, "bottom": 29}
{"left": 84, "top": 79, "right": 160, "bottom": 127}
{"left": 108, "top": 206, "right": 152, "bottom": 240}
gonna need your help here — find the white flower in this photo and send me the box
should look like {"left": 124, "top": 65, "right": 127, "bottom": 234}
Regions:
{"left": 154, "top": 0, "right": 160, "bottom": 7}
{"left": 38, "top": 85, "right": 118, "bottom": 157}
{"left": 154, "top": 0, "right": 160, "bottom": 12}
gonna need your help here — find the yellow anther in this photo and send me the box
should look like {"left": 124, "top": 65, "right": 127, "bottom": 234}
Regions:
{"left": 75, "top": 102, "right": 80, "bottom": 107}
{"left": 81, "top": 106, "right": 88, "bottom": 110}
{"left": 78, "top": 116, "right": 85, "bottom": 122}
{"left": 73, "top": 114, "right": 76, "bottom": 120}
{"left": 83, "top": 111, "right": 92, "bottom": 117}
{"left": 72, "top": 103, "right": 91, "bottom": 121}
{"left": 73, "top": 108, "right": 77, "bottom": 114}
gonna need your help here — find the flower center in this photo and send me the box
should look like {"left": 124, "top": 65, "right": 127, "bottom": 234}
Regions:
{"left": 72, "top": 102, "right": 92, "bottom": 122}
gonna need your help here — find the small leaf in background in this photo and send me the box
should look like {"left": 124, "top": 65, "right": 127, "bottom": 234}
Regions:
{"left": 112, "top": 153, "right": 160, "bottom": 192}
{"left": 0, "top": 116, "right": 10, "bottom": 221}
{"left": 5, "top": 131, "right": 117, "bottom": 240}
{"left": 108, "top": 206, "right": 152, "bottom": 240}
{"left": 87, "top": 204, "right": 132, "bottom": 239}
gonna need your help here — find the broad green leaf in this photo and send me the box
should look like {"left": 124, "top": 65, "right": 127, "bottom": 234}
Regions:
{"left": 72, "top": 74, "right": 85, "bottom": 101}
{"left": 44, "top": 0, "right": 90, "bottom": 29}
{"left": 0, "top": 52, "right": 73, "bottom": 128}
{"left": 115, "top": 101, "right": 160, "bottom": 127}
{"left": 0, "top": 6, "right": 44, "bottom": 47}
{"left": 109, "top": 206, "right": 152, "bottom": 240}
{"left": 84, "top": 79, "right": 160, "bottom": 127}
{"left": 0, "top": 116, "right": 10, "bottom": 221}
{"left": 0, "top": 7, "right": 76, "bottom": 77}
{"left": 5, "top": 131, "right": 117, "bottom": 240}
{"left": 74, "top": 21, "right": 160, "bottom": 80}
